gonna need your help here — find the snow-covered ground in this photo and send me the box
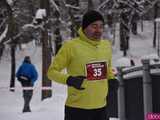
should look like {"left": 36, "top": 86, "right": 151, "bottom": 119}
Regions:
{"left": 113, "top": 21, "right": 158, "bottom": 66}
{"left": 0, "top": 21, "right": 159, "bottom": 120}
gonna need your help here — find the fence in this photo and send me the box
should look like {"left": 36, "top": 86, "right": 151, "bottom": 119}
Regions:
{"left": 108, "top": 59, "right": 160, "bottom": 120}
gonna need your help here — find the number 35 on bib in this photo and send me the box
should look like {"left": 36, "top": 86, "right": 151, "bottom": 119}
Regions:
{"left": 85, "top": 61, "right": 107, "bottom": 81}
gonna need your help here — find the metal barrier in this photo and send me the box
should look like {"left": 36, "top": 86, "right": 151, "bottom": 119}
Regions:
{"left": 116, "top": 59, "right": 160, "bottom": 120}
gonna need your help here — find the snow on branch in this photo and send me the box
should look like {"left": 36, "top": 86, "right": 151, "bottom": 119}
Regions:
{"left": 0, "top": 25, "right": 8, "bottom": 43}
{"left": 0, "top": 18, "right": 7, "bottom": 30}
{"left": 4, "top": 31, "right": 22, "bottom": 44}
{"left": 97, "top": 0, "right": 110, "bottom": 10}
{"left": 6, "top": 0, "right": 13, "bottom": 6}
{"left": 139, "top": 0, "right": 158, "bottom": 16}
{"left": 145, "top": 0, "right": 153, "bottom": 4}
{"left": 65, "top": 4, "right": 80, "bottom": 10}
{"left": 49, "top": 0, "right": 60, "bottom": 12}
{"left": 35, "top": 9, "right": 46, "bottom": 19}
{"left": 58, "top": 18, "right": 72, "bottom": 27}
{"left": 22, "top": 24, "right": 44, "bottom": 30}
{"left": 4, "top": 22, "right": 43, "bottom": 44}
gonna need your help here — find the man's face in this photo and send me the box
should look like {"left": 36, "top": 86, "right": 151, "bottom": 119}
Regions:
{"left": 83, "top": 20, "right": 104, "bottom": 41}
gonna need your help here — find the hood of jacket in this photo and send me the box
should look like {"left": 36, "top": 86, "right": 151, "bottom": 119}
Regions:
{"left": 78, "top": 27, "right": 101, "bottom": 46}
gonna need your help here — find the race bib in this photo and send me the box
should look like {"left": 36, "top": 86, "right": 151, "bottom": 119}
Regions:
{"left": 86, "top": 61, "right": 107, "bottom": 81}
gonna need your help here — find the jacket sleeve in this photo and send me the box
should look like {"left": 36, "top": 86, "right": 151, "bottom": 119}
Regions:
{"left": 47, "top": 42, "right": 71, "bottom": 84}
{"left": 16, "top": 66, "right": 22, "bottom": 78}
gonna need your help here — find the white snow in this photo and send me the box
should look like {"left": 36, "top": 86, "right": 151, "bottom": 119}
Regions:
{"left": 35, "top": 9, "right": 46, "bottom": 19}
{"left": 155, "top": 18, "right": 160, "bottom": 22}
{"left": 6, "top": 0, "right": 13, "bottom": 6}
{"left": 112, "top": 21, "right": 158, "bottom": 66}
{"left": 50, "top": 0, "right": 60, "bottom": 12}
{"left": 22, "top": 23, "right": 44, "bottom": 30}
{"left": 114, "top": 57, "right": 132, "bottom": 67}
{"left": 0, "top": 43, "right": 67, "bottom": 120}
{"left": 0, "top": 21, "right": 159, "bottom": 120}
{"left": 65, "top": 4, "right": 80, "bottom": 10}
{"left": 0, "top": 25, "right": 8, "bottom": 43}
{"left": 97, "top": 0, "right": 110, "bottom": 10}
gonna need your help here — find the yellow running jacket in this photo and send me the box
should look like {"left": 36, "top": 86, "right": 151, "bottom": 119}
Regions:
{"left": 47, "top": 28, "right": 115, "bottom": 109}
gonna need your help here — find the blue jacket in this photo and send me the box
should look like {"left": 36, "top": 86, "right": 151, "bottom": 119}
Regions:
{"left": 16, "top": 61, "right": 38, "bottom": 85}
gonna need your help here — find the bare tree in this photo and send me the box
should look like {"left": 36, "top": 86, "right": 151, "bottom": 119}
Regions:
{"left": 40, "top": 0, "right": 52, "bottom": 100}
{"left": 153, "top": 2, "right": 159, "bottom": 48}
{"left": 3, "top": 0, "right": 18, "bottom": 92}
{"left": 88, "top": 0, "right": 94, "bottom": 10}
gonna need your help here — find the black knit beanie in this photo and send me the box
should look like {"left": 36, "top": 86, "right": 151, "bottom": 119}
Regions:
{"left": 24, "top": 56, "right": 31, "bottom": 63}
{"left": 82, "top": 10, "right": 104, "bottom": 30}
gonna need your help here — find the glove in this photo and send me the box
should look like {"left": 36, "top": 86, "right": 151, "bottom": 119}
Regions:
{"left": 66, "top": 76, "right": 86, "bottom": 90}
{"left": 108, "top": 79, "right": 119, "bottom": 92}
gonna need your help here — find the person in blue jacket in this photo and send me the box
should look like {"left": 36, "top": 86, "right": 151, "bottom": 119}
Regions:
{"left": 16, "top": 56, "right": 38, "bottom": 112}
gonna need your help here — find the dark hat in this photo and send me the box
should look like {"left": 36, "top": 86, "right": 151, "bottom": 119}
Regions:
{"left": 24, "top": 56, "right": 31, "bottom": 63}
{"left": 82, "top": 10, "right": 104, "bottom": 30}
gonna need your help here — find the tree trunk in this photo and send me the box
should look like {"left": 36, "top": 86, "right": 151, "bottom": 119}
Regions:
{"left": 68, "top": 8, "right": 77, "bottom": 37}
{"left": 5, "top": 0, "right": 17, "bottom": 92}
{"left": 153, "top": 3, "right": 158, "bottom": 48}
{"left": 40, "top": 0, "right": 52, "bottom": 100}
{"left": 88, "top": 0, "right": 94, "bottom": 10}
{"left": 41, "top": 29, "right": 52, "bottom": 100}
{"left": 10, "top": 44, "right": 16, "bottom": 92}
{"left": 54, "top": 27, "right": 62, "bottom": 54}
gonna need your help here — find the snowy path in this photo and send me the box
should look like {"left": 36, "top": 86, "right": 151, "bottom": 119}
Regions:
{"left": 113, "top": 21, "right": 157, "bottom": 66}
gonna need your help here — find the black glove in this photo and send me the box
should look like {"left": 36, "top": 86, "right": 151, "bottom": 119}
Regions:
{"left": 66, "top": 76, "right": 86, "bottom": 90}
{"left": 108, "top": 79, "right": 119, "bottom": 92}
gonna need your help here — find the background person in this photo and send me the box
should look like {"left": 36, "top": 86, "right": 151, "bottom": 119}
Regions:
{"left": 16, "top": 56, "right": 38, "bottom": 112}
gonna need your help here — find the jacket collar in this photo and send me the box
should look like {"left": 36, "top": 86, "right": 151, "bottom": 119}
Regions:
{"left": 78, "top": 27, "right": 101, "bottom": 46}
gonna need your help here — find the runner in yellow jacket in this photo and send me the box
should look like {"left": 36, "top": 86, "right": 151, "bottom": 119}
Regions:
{"left": 47, "top": 10, "right": 117, "bottom": 120}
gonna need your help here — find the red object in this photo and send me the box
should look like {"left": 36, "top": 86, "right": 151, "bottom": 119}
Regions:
{"left": 86, "top": 61, "right": 107, "bottom": 80}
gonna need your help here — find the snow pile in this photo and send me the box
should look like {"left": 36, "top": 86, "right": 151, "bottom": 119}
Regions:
{"left": 114, "top": 57, "right": 132, "bottom": 67}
